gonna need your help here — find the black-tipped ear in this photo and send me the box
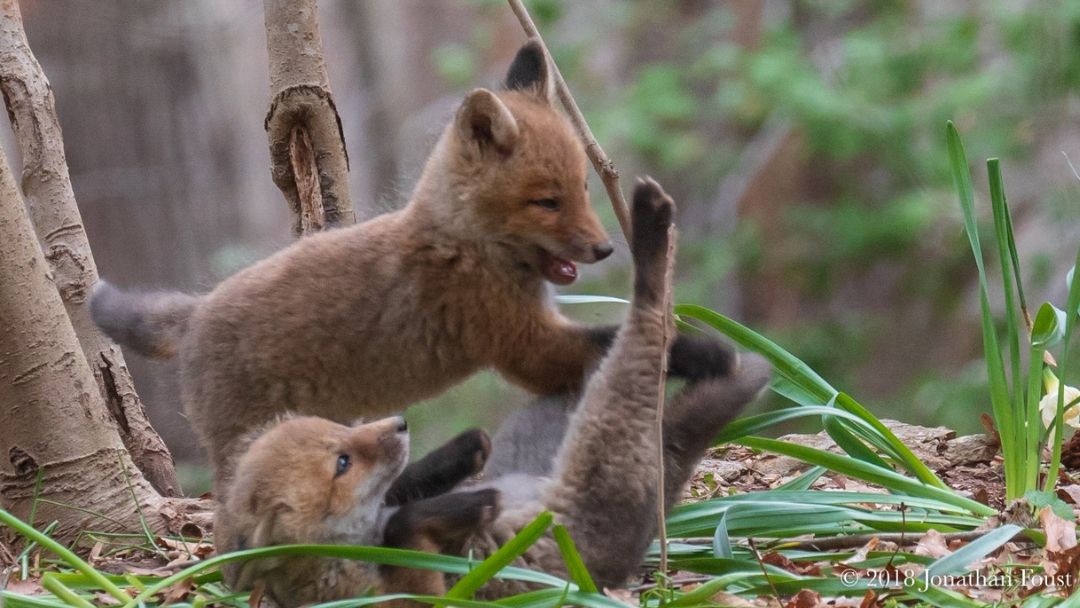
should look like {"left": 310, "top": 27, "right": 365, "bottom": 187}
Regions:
{"left": 504, "top": 39, "right": 554, "bottom": 102}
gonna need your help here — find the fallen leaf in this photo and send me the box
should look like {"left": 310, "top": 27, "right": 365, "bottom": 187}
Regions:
{"left": 159, "top": 578, "right": 193, "bottom": 606}
{"left": 915, "top": 530, "right": 950, "bottom": 558}
{"left": 848, "top": 536, "right": 880, "bottom": 564}
{"left": 1058, "top": 484, "right": 1080, "bottom": 505}
{"left": 858, "top": 589, "right": 878, "bottom": 608}
{"left": 93, "top": 592, "right": 123, "bottom": 606}
{"left": 709, "top": 591, "right": 757, "bottom": 607}
{"left": 785, "top": 588, "right": 822, "bottom": 608}
{"left": 4, "top": 577, "right": 44, "bottom": 595}
{"left": 761, "top": 552, "right": 822, "bottom": 576}
{"left": 1040, "top": 506, "right": 1078, "bottom": 553}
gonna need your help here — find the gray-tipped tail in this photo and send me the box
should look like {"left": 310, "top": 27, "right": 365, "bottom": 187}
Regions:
{"left": 90, "top": 281, "right": 200, "bottom": 359}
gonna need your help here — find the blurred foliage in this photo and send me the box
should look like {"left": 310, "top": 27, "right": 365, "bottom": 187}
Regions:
{"left": 416, "top": 0, "right": 1080, "bottom": 444}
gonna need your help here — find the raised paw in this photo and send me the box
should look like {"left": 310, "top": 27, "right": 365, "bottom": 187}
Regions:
{"left": 385, "top": 428, "right": 492, "bottom": 506}
{"left": 630, "top": 176, "right": 675, "bottom": 265}
{"left": 668, "top": 333, "right": 739, "bottom": 382}
{"left": 456, "top": 428, "right": 493, "bottom": 474}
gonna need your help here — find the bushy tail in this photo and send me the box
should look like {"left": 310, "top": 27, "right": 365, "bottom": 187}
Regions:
{"left": 89, "top": 281, "right": 200, "bottom": 359}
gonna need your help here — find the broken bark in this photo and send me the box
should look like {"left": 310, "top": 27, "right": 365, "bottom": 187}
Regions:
{"left": 0, "top": 0, "right": 179, "bottom": 497}
{"left": 0, "top": 140, "right": 209, "bottom": 544}
{"left": 263, "top": 0, "right": 354, "bottom": 235}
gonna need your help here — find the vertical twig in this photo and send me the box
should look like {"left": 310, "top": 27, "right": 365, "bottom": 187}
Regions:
{"left": 263, "top": 0, "right": 354, "bottom": 236}
{"left": 506, "top": 0, "right": 632, "bottom": 240}
{"left": 655, "top": 225, "right": 676, "bottom": 578}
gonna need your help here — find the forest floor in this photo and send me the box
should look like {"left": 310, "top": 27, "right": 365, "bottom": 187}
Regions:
{"left": 3, "top": 424, "right": 1080, "bottom": 606}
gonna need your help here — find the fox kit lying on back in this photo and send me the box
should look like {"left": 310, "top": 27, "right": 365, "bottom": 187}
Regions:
{"left": 218, "top": 416, "right": 498, "bottom": 607}
{"left": 90, "top": 41, "right": 734, "bottom": 483}
{"left": 220, "top": 179, "right": 771, "bottom": 605}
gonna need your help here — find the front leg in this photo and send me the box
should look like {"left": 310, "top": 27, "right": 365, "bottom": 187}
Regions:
{"left": 496, "top": 319, "right": 736, "bottom": 396}
{"left": 386, "top": 429, "right": 491, "bottom": 506}
{"left": 494, "top": 316, "right": 615, "bottom": 395}
{"left": 380, "top": 489, "right": 500, "bottom": 605}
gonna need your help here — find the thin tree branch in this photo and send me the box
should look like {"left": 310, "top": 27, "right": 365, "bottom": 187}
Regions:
{"left": 263, "top": 0, "right": 354, "bottom": 235}
{"left": 506, "top": 0, "right": 632, "bottom": 241}
{"left": 655, "top": 224, "right": 676, "bottom": 579}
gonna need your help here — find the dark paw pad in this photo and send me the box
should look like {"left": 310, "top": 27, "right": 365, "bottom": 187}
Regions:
{"left": 631, "top": 176, "right": 674, "bottom": 256}
{"left": 459, "top": 428, "right": 492, "bottom": 474}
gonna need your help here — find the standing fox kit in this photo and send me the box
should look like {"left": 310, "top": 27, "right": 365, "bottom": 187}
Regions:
{"left": 219, "top": 180, "right": 771, "bottom": 606}
{"left": 90, "top": 41, "right": 733, "bottom": 479}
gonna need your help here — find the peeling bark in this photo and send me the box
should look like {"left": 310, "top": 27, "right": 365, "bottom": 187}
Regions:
{"left": 0, "top": 141, "right": 209, "bottom": 543}
{"left": 263, "top": 0, "right": 354, "bottom": 235}
{"left": 0, "top": 0, "right": 179, "bottom": 496}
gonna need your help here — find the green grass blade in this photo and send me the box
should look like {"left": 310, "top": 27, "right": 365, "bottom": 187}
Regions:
{"left": 675, "top": 303, "right": 945, "bottom": 486}
{"left": 778, "top": 466, "right": 826, "bottom": 490}
{"left": 924, "top": 524, "right": 1023, "bottom": 578}
{"left": 947, "top": 122, "right": 1017, "bottom": 499}
{"left": 988, "top": 158, "right": 1023, "bottom": 426}
{"left": 834, "top": 394, "right": 948, "bottom": 488}
{"left": 0, "top": 508, "right": 131, "bottom": 604}
{"left": 124, "top": 542, "right": 568, "bottom": 608}
{"left": 712, "top": 405, "right": 877, "bottom": 444}
{"left": 0, "top": 592, "right": 72, "bottom": 608}
{"left": 675, "top": 304, "right": 835, "bottom": 403}
{"left": 39, "top": 574, "right": 93, "bottom": 608}
{"left": 737, "top": 436, "right": 994, "bottom": 516}
{"left": 551, "top": 525, "right": 598, "bottom": 594}
{"left": 444, "top": 511, "right": 554, "bottom": 601}
{"left": 555, "top": 295, "right": 630, "bottom": 305}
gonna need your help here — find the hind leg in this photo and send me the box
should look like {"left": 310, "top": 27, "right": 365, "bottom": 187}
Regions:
{"left": 662, "top": 353, "right": 771, "bottom": 513}
{"left": 542, "top": 178, "right": 676, "bottom": 588}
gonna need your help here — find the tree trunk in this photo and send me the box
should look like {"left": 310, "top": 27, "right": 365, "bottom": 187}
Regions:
{"left": 263, "top": 0, "right": 354, "bottom": 235}
{"left": 0, "top": 140, "right": 209, "bottom": 544}
{"left": 0, "top": 0, "right": 179, "bottom": 497}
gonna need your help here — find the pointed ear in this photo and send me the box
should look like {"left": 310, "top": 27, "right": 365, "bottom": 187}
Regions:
{"left": 455, "top": 88, "right": 519, "bottom": 154}
{"left": 504, "top": 39, "right": 554, "bottom": 103}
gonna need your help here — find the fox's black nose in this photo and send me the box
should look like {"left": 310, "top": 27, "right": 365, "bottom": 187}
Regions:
{"left": 396, "top": 417, "right": 408, "bottom": 433}
{"left": 592, "top": 242, "right": 614, "bottom": 261}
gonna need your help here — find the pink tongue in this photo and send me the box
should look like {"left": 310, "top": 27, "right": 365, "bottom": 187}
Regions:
{"left": 543, "top": 255, "right": 577, "bottom": 285}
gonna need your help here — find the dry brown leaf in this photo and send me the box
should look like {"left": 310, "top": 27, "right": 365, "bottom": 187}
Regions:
{"left": 857, "top": 589, "right": 878, "bottom": 608}
{"left": 159, "top": 578, "right": 193, "bottom": 606}
{"left": 1039, "top": 506, "right": 1078, "bottom": 553}
{"left": 88, "top": 541, "right": 104, "bottom": 565}
{"left": 93, "top": 592, "right": 123, "bottom": 606}
{"left": 915, "top": 529, "right": 950, "bottom": 558}
{"left": 4, "top": 577, "right": 44, "bottom": 595}
{"left": 761, "top": 551, "right": 822, "bottom": 576}
{"left": 785, "top": 588, "right": 822, "bottom": 608}
{"left": 1058, "top": 484, "right": 1080, "bottom": 505}
{"left": 848, "top": 536, "right": 880, "bottom": 564}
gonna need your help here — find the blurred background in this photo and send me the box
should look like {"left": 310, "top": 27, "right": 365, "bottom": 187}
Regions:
{"left": 14, "top": 0, "right": 1080, "bottom": 493}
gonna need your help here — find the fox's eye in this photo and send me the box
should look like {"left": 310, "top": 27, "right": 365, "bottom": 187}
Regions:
{"left": 335, "top": 454, "right": 351, "bottom": 477}
{"left": 529, "top": 198, "right": 559, "bottom": 211}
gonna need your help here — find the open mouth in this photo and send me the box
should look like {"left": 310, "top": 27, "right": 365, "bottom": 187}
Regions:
{"left": 539, "top": 248, "right": 578, "bottom": 285}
